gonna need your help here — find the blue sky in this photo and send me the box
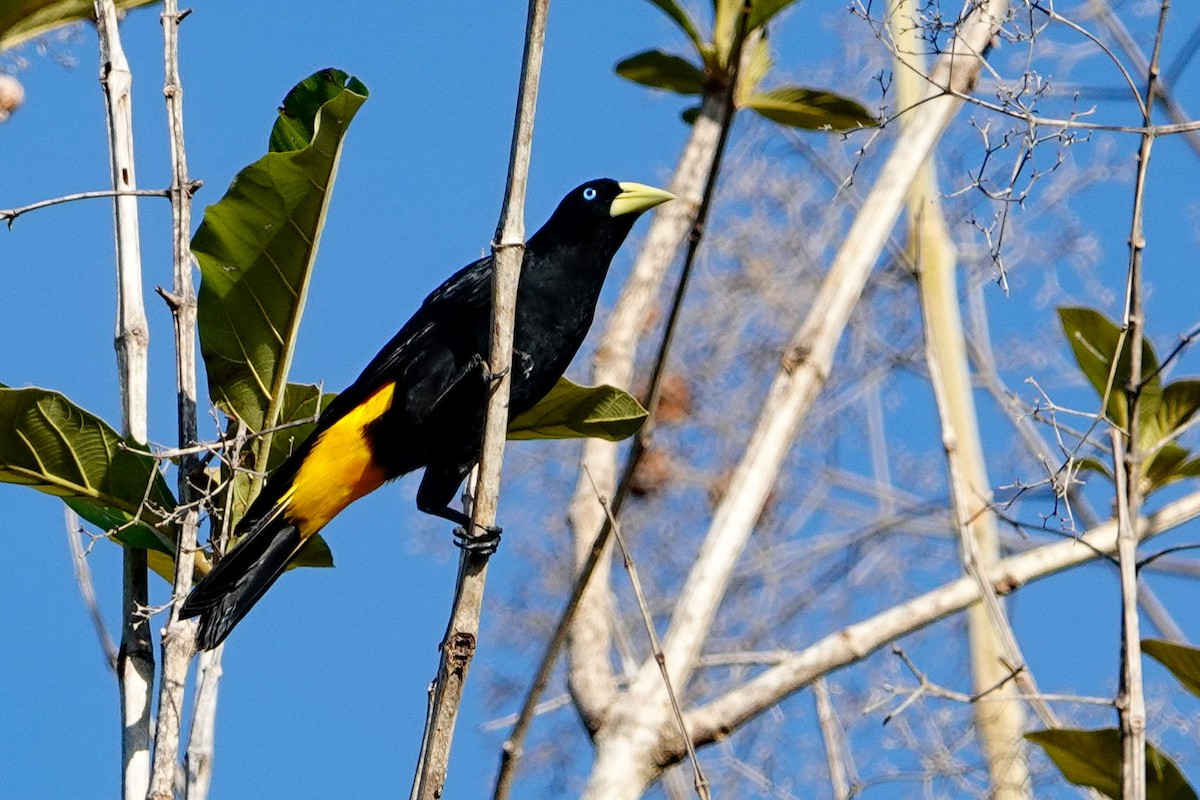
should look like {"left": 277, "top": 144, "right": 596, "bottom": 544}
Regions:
{"left": 4, "top": 1, "right": 1200, "bottom": 798}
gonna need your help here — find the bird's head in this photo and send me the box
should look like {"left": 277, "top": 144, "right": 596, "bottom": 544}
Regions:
{"left": 535, "top": 179, "right": 674, "bottom": 249}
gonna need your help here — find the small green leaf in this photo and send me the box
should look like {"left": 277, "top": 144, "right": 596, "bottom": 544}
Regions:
{"left": 615, "top": 50, "right": 705, "bottom": 95}
{"left": 291, "top": 532, "right": 334, "bottom": 569}
{"left": 742, "top": 86, "right": 877, "bottom": 130}
{"left": 1144, "top": 379, "right": 1200, "bottom": 452}
{"left": 747, "top": 0, "right": 798, "bottom": 32}
{"left": 0, "top": 386, "right": 176, "bottom": 554}
{"left": 681, "top": 105, "right": 702, "bottom": 125}
{"left": 712, "top": 0, "right": 742, "bottom": 65}
{"left": 1145, "top": 442, "right": 1195, "bottom": 493}
{"left": 737, "top": 36, "right": 773, "bottom": 100}
{"left": 508, "top": 378, "right": 648, "bottom": 442}
{"left": 1058, "top": 307, "right": 1162, "bottom": 429}
{"left": 1026, "top": 728, "right": 1197, "bottom": 800}
{"left": 0, "top": 0, "right": 157, "bottom": 53}
{"left": 1076, "top": 456, "right": 1113, "bottom": 481}
{"left": 643, "top": 0, "right": 705, "bottom": 53}
{"left": 1144, "top": 639, "right": 1200, "bottom": 698}
{"left": 195, "top": 69, "right": 369, "bottom": 434}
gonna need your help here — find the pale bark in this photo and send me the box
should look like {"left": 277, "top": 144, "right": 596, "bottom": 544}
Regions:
{"left": 149, "top": 2, "right": 200, "bottom": 796}
{"left": 93, "top": 3, "right": 154, "bottom": 797}
{"left": 581, "top": 3, "right": 1012, "bottom": 796}
{"left": 567, "top": 90, "right": 728, "bottom": 729}
{"left": 889, "top": 0, "right": 1028, "bottom": 794}
{"left": 1114, "top": 3, "right": 1169, "bottom": 794}
{"left": 411, "top": 2, "right": 549, "bottom": 797}
{"left": 184, "top": 646, "right": 224, "bottom": 800}
{"left": 1113, "top": 433, "right": 1146, "bottom": 798}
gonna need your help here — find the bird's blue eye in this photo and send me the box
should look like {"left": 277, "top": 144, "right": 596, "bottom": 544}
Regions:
{"left": 582, "top": 187, "right": 598, "bottom": 201}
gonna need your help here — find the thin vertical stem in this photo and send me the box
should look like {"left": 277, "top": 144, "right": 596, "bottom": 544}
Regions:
{"left": 92, "top": 3, "right": 153, "bottom": 798}
{"left": 1116, "top": 2, "right": 1171, "bottom": 795}
{"left": 149, "top": 2, "right": 200, "bottom": 797}
{"left": 411, "top": 2, "right": 550, "bottom": 797}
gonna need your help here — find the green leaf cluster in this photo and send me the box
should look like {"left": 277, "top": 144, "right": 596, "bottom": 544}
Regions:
{"left": 617, "top": 0, "right": 875, "bottom": 131}
{"left": 1059, "top": 307, "right": 1200, "bottom": 495}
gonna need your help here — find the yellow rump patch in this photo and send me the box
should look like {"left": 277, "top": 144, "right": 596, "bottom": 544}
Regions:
{"left": 284, "top": 381, "right": 396, "bottom": 535}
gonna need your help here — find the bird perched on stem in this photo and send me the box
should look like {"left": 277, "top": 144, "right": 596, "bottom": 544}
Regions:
{"left": 180, "top": 179, "right": 673, "bottom": 649}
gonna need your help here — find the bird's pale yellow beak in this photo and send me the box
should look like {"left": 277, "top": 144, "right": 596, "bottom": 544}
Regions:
{"left": 610, "top": 182, "right": 675, "bottom": 217}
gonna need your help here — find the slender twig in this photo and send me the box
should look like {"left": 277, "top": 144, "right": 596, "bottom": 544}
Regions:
{"left": 584, "top": 466, "right": 710, "bottom": 800}
{"left": 0, "top": 188, "right": 172, "bottom": 227}
{"left": 184, "top": 422, "right": 245, "bottom": 800}
{"left": 148, "top": 3, "right": 200, "bottom": 796}
{"left": 65, "top": 507, "right": 118, "bottom": 672}
{"left": 1114, "top": 3, "right": 1170, "bottom": 794}
{"left": 812, "top": 678, "right": 853, "bottom": 800}
{"left": 411, "top": 2, "right": 549, "bottom": 798}
{"left": 93, "top": 4, "right": 154, "bottom": 798}
{"left": 1113, "top": 432, "right": 1147, "bottom": 796}
{"left": 495, "top": 13, "right": 755, "bottom": 798}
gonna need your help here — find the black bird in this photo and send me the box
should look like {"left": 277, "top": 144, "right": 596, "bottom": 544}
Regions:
{"left": 179, "top": 179, "right": 674, "bottom": 649}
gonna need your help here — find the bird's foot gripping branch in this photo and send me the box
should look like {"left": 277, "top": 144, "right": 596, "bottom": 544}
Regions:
{"left": 453, "top": 525, "right": 503, "bottom": 555}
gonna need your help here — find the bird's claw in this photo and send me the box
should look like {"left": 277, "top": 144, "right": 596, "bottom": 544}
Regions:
{"left": 453, "top": 524, "right": 503, "bottom": 555}
{"left": 469, "top": 353, "right": 509, "bottom": 383}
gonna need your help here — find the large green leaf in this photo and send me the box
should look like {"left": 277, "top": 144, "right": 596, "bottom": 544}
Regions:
{"left": 742, "top": 86, "right": 877, "bottom": 130}
{"left": 1058, "top": 306, "right": 1162, "bottom": 429}
{"left": 0, "top": 0, "right": 157, "bottom": 53}
{"left": 0, "top": 386, "right": 175, "bottom": 554}
{"left": 1144, "top": 639, "right": 1200, "bottom": 698}
{"left": 508, "top": 378, "right": 648, "bottom": 442}
{"left": 615, "top": 50, "right": 705, "bottom": 95}
{"left": 194, "top": 69, "right": 368, "bottom": 435}
{"left": 1026, "top": 728, "right": 1196, "bottom": 800}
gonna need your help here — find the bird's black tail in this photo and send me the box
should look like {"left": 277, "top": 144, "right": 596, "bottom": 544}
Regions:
{"left": 179, "top": 510, "right": 308, "bottom": 650}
